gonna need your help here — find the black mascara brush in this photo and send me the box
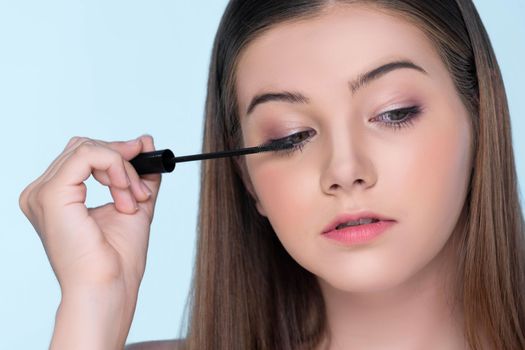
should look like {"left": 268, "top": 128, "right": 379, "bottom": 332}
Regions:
{"left": 130, "top": 139, "right": 295, "bottom": 175}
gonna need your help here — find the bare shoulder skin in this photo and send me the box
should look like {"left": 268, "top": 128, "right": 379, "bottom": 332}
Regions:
{"left": 125, "top": 339, "right": 182, "bottom": 350}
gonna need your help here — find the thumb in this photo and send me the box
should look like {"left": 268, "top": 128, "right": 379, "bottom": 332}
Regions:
{"left": 134, "top": 135, "right": 162, "bottom": 212}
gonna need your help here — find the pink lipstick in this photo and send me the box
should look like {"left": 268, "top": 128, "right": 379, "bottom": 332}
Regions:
{"left": 322, "top": 211, "right": 395, "bottom": 245}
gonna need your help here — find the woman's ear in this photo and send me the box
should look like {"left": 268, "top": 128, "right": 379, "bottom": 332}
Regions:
{"left": 234, "top": 157, "right": 267, "bottom": 217}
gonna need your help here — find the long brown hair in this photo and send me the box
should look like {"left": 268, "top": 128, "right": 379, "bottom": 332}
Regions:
{"left": 180, "top": 1, "right": 525, "bottom": 349}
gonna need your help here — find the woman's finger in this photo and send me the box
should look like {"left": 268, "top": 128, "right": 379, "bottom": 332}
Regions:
{"left": 129, "top": 135, "right": 162, "bottom": 217}
{"left": 41, "top": 137, "right": 141, "bottom": 186}
{"left": 49, "top": 140, "right": 131, "bottom": 197}
{"left": 22, "top": 136, "right": 87, "bottom": 196}
{"left": 136, "top": 135, "right": 162, "bottom": 196}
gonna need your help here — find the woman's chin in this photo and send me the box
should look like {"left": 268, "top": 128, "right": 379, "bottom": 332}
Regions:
{"left": 315, "top": 266, "right": 413, "bottom": 296}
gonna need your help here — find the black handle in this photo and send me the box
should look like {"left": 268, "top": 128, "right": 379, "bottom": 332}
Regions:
{"left": 130, "top": 149, "right": 175, "bottom": 175}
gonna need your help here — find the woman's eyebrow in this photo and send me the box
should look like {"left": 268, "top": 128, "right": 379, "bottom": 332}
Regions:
{"left": 349, "top": 60, "right": 427, "bottom": 94}
{"left": 246, "top": 91, "right": 309, "bottom": 115}
{"left": 245, "top": 59, "right": 427, "bottom": 116}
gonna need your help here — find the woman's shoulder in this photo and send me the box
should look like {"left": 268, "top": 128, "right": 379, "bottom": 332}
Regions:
{"left": 125, "top": 339, "right": 184, "bottom": 350}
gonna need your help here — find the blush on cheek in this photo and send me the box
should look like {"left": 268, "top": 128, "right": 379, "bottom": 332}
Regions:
{"left": 249, "top": 161, "right": 317, "bottom": 235}
{"left": 406, "top": 119, "right": 472, "bottom": 242}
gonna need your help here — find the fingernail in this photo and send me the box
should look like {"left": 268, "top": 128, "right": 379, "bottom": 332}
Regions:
{"left": 140, "top": 180, "right": 152, "bottom": 197}
{"left": 139, "top": 134, "right": 152, "bottom": 143}
{"left": 130, "top": 195, "right": 138, "bottom": 212}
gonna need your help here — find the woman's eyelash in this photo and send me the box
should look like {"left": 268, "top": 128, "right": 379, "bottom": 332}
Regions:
{"left": 266, "top": 105, "right": 422, "bottom": 156}
{"left": 268, "top": 130, "right": 315, "bottom": 156}
{"left": 374, "top": 105, "right": 422, "bottom": 130}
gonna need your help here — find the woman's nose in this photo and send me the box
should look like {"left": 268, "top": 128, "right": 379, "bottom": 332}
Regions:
{"left": 319, "top": 132, "right": 377, "bottom": 196}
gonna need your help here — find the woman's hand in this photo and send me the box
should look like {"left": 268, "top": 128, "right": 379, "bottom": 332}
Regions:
{"left": 19, "top": 135, "right": 162, "bottom": 349}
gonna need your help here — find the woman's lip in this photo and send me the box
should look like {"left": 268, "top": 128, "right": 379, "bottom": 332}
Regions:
{"left": 322, "top": 220, "right": 395, "bottom": 245}
{"left": 322, "top": 211, "right": 395, "bottom": 234}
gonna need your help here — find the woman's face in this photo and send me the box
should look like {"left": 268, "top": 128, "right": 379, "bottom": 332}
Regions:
{"left": 236, "top": 4, "right": 473, "bottom": 293}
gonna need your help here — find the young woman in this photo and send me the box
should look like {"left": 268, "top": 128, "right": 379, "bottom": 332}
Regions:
{"left": 19, "top": 0, "right": 525, "bottom": 349}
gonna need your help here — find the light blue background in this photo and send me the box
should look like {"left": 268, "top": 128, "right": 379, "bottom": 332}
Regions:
{"left": 0, "top": 1, "right": 523, "bottom": 348}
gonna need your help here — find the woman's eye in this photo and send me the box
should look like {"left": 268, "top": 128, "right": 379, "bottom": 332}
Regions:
{"left": 269, "top": 129, "right": 316, "bottom": 156}
{"left": 287, "top": 130, "right": 312, "bottom": 144}
{"left": 262, "top": 106, "right": 421, "bottom": 158}
{"left": 374, "top": 105, "right": 422, "bottom": 130}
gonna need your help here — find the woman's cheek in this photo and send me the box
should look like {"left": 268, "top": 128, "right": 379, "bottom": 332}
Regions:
{"left": 389, "top": 113, "right": 472, "bottom": 262}
{"left": 419, "top": 116, "right": 471, "bottom": 222}
{"left": 249, "top": 159, "right": 318, "bottom": 233}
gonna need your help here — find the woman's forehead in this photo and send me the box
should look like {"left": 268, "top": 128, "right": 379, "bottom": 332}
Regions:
{"left": 235, "top": 4, "right": 446, "bottom": 114}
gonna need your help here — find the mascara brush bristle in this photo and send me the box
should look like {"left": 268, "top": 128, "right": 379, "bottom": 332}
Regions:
{"left": 262, "top": 139, "right": 295, "bottom": 151}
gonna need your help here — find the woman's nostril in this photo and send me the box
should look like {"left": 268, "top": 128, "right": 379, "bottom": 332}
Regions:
{"left": 329, "top": 184, "right": 341, "bottom": 191}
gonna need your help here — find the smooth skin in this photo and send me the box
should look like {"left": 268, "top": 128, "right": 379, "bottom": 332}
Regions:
{"left": 21, "top": 3, "right": 480, "bottom": 350}
{"left": 238, "top": 4, "right": 474, "bottom": 350}
{"left": 20, "top": 135, "right": 165, "bottom": 349}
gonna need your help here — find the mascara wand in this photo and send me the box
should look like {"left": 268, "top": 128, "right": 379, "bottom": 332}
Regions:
{"left": 130, "top": 139, "right": 294, "bottom": 175}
